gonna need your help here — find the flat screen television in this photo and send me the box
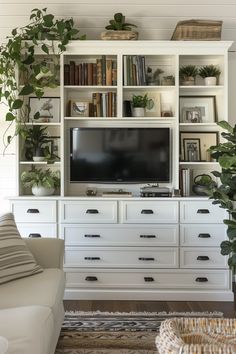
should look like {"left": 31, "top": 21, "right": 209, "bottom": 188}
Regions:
{"left": 70, "top": 127, "right": 170, "bottom": 183}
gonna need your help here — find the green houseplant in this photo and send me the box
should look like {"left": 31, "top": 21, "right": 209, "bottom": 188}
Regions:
{"left": 179, "top": 65, "right": 198, "bottom": 86}
{"left": 21, "top": 166, "right": 60, "bottom": 196}
{"left": 199, "top": 64, "right": 221, "bottom": 86}
{"left": 132, "top": 94, "right": 154, "bottom": 117}
{"left": 101, "top": 13, "right": 138, "bottom": 40}
{"left": 21, "top": 125, "right": 49, "bottom": 161}
{"left": 192, "top": 174, "right": 217, "bottom": 196}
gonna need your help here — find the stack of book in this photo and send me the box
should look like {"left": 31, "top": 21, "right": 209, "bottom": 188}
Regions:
{"left": 123, "top": 55, "right": 146, "bottom": 86}
{"left": 64, "top": 56, "right": 117, "bottom": 86}
{"left": 180, "top": 168, "right": 191, "bottom": 197}
{"left": 92, "top": 92, "right": 117, "bottom": 117}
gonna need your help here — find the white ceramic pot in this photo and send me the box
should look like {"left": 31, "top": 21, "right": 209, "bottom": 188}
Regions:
{"left": 132, "top": 107, "right": 145, "bottom": 117}
{"left": 32, "top": 186, "right": 55, "bottom": 196}
{"left": 204, "top": 76, "right": 217, "bottom": 86}
{"left": 33, "top": 156, "right": 45, "bottom": 162}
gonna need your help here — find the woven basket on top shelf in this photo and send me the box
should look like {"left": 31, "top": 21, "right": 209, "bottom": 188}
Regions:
{"left": 171, "top": 20, "right": 222, "bottom": 41}
{"left": 101, "top": 30, "right": 139, "bottom": 40}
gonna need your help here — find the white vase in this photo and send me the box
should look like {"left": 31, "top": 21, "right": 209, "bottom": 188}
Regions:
{"left": 204, "top": 77, "right": 217, "bottom": 86}
{"left": 32, "top": 186, "right": 55, "bottom": 196}
{"left": 132, "top": 107, "right": 145, "bottom": 117}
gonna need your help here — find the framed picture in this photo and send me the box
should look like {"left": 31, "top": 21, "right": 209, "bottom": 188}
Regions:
{"left": 70, "top": 100, "right": 90, "bottom": 117}
{"left": 145, "top": 92, "right": 161, "bottom": 117}
{"left": 44, "top": 136, "right": 60, "bottom": 161}
{"left": 29, "top": 97, "right": 60, "bottom": 123}
{"left": 180, "top": 132, "right": 218, "bottom": 162}
{"left": 179, "top": 96, "right": 216, "bottom": 123}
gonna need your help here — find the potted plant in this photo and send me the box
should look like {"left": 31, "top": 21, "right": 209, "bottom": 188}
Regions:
{"left": 208, "top": 121, "right": 236, "bottom": 299}
{"left": 192, "top": 174, "right": 217, "bottom": 196}
{"left": 179, "top": 65, "right": 198, "bottom": 85}
{"left": 101, "top": 13, "right": 138, "bottom": 40}
{"left": 21, "top": 166, "right": 60, "bottom": 196}
{"left": 199, "top": 64, "right": 221, "bottom": 86}
{"left": 131, "top": 94, "right": 154, "bottom": 117}
{"left": 161, "top": 75, "right": 175, "bottom": 86}
{"left": 20, "top": 125, "right": 49, "bottom": 161}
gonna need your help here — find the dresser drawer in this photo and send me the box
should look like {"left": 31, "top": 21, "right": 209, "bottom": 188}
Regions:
{"left": 16, "top": 223, "right": 57, "bottom": 238}
{"left": 180, "top": 248, "right": 227, "bottom": 268}
{"left": 180, "top": 224, "right": 226, "bottom": 246}
{"left": 180, "top": 201, "right": 226, "bottom": 223}
{"left": 11, "top": 200, "right": 57, "bottom": 223}
{"left": 65, "top": 269, "right": 230, "bottom": 290}
{"left": 61, "top": 224, "right": 179, "bottom": 246}
{"left": 60, "top": 201, "right": 117, "bottom": 223}
{"left": 121, "top": 201, "right": 178, "bottom": 224}
{"left": 64, "top": 247, "right": 178, "bottom": 268}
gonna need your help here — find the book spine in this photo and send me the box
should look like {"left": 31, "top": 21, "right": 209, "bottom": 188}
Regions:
{"left": 141, "top": 56, "right": 146, "bottom": 85}
{"left": 96, "top": 92, "right": 101, "bottom": 117}
{"left": 102, "top": 93, "right": 106, "bottom": 117}
{"left": 108, "top": 91, "right": 112, "bottom": 117}
{"left": 84, "top": 63, "right": 88, "bottom": 85}
{"left": 106, "top": 59, "right": 112, "bottom": 86}
{"left": 64, "top": 64, "right": 70, "bottom": 85}
{"left": 112, "top": 60, "right": 117, "bottom": 86}
{"left": 88, "top": 63, "right": 93, "bottom": 85}
{"left": 92, "top": 93, "right": 97, "bottom": 117}
{"left": 96, "top": 59, "right": 102, "bottom": 86}
{"left": 78, "top": 64, "right": 82, "bottom": 85}
{"left": 101, "top": 55, "right": 106, "bottom": 85}
{"left": 92, "top": 63, "right": 97, "bottom": 85}
{"left": 75, "top": 65, "right": 79, "bottom": 85}
{"left": 123, "top": 56, "right": 127, "bottom": 86}
{"left": 69, "top": 61, "right": 75, "bottom": 85}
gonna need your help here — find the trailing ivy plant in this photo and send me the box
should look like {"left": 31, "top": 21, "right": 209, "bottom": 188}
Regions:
{"left": 0, "top": 8, "right": 85, "bottom": 148}
{"left": 208, "top": 121, "right": 236, "bottom": 274}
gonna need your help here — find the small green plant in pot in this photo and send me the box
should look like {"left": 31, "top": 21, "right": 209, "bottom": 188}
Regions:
{"left": 101, "top": 13, "right": 138, "bottom": 40}
{"left": 179, "top": 65, "right": 198, "bottom": 86}
{"left": 132, "top": 94, "right": 154, "bottom": 117}
{"left": 20, "top": 125, "right": 49, "bottom": 161}
{"left": 21, "top": 166, "right": 60, "bottom": 196}
{"left": 192, "top": 174, "right": 217, "bottom": 196}
{"left": 199, "top": 65, "right": 221, "bottom": 86}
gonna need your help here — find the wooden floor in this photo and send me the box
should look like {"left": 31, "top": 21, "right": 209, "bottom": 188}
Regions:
{"left": 64, "top": 300, "right": 236, "bottom": 318}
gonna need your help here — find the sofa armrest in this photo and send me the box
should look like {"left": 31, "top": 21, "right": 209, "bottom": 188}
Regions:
{"left": 24, "top": 238, "right": 64, "bottom": 269}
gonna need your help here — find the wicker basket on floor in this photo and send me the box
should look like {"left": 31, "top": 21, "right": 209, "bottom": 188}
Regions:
{"left": 155, "top": 317, "right": 236, "bottom": 354}
{"left": 171, "top": 20, "right": 222, "bottom": 41}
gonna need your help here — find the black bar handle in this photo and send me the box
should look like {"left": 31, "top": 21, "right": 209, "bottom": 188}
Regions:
{"left": 84, "top": 234, "right": 101, "bottom": 238}
{"left": 141, "top": 209, "right": 154, "bottom": 214}
{"left": 84, "top": 257, "right": 101, "bottom": 260}
{"left": 195, "top": 277, "right": 208, "bottom": 282}
{"left": 27, "top": 209, "right": 39, "bottom": 214}
{"left": 86, "top": 209, "right": 99, "bottom": 214}
{"left": 140, "top": 235, "right": 156, "bottom": 239}
{"left": 85, "top": 276, "right": 98, "bottom": 281}
{"left": 144, "top": 277, "right": 154, "bottom": 282}
{"left": 28, "top": 233, "right": 41, "bottom": 238}
{"left": 198, "top": 233, "right": 211, "bottom": 238}
{"left": 197, "top": 209, "right": 210, "bottom": 214}
{"left": 139, "top": 257, "right": 155, "bottom": 261}
{"left": 197, "top": 256, "right": 210, "bottom": 261}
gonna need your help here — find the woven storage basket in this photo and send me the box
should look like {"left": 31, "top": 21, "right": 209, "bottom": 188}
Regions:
{"left": 171, "top": 20, "right": 222, "bottom": 41}
{"left": 101, "top": 30, "right": 138, "bottom": 40}
{"left": 155, "top": 317, "right": 236, "bottom": 354}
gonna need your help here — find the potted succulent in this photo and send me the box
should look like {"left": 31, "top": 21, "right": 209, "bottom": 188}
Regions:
{"left": 101, "top": 13, "right": 138, "bottom": 40}
{"left": 199, "top": 64, "right": 221, "bottom": 86}
{"left": 179, "top": 65, "right": 198, "bottom": 86}
{"left": 131, "top": 94, "right": 154, "bottom": 117}
{"left": 192, "top": 174, "right": 217, "bottom": 196}
{"left": 21, "top": 166, "right": 60, "bottom": 196}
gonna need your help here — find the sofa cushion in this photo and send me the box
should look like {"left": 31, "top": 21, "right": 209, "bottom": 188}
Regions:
{"left": 0, "top": 306, "right": 53, "bottom": 354}
{"left": 0, "top": 268, "right": 65, "bottom": 318}
{"left": 0, "top": 213, "right": 42, "bottom": 285}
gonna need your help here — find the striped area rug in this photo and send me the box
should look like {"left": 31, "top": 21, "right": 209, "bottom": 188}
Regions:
{"left": 55, "top": 311, "right": 223, "bottom": 354}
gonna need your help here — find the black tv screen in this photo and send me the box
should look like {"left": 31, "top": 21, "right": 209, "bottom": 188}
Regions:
{"left": 70, "top": 127, "right": 170, "bottom": 183}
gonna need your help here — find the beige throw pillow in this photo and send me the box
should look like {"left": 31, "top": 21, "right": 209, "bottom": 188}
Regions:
{"left": 0, "top": 212, "right": 43, "bottom": 284}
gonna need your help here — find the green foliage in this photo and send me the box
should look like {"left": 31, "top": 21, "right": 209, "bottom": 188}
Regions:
{"left": 179, "top": 65, "right": 198, "bottom": 78}
{"left": 208, "top": 120, "right": 236, "bottom": 273}
{"left": 21, "top": 166, "right": 60, "bottom": 189}
{"left": 199, "top": 64, "right": 221, "bottom": 78}
{"left": 0, "top": 8, "right": 85, "bottom": 149}
{"left": 132, "top": 93, "right": 154, "bottom": 109}
{"left": 105, "top": 12, "right": 137, "bottom": 31}
{"left": 194, "top": 174, "right": 215, "bottom": 186}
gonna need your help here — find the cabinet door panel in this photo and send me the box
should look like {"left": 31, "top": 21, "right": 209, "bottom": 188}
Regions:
{"left": 180, "top": 224, "right": 226, "bottom": 246}
{"left": 11, "top": 201, "right": 57, "bottom": 222}
{"left": 180, "top": 201, "right": 226, "bottom": 223}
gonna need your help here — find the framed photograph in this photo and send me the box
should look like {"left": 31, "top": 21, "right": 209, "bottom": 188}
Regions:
{"left": 179, "top": 96, "right": 216, "bottom": 123}
{"left": 70, "top": 100, "right": 90, "bottom": 117}
{"left": 29, "top": 97, "right": 60, "bottom": 122}
{"left": 44, "top": 136, "right": 60, "bottom": 161}
{"left": 180, "top": 132, "right": 218, "bottom": 162}
{"left": 145, "top": 92, "right": 161, "bottom": 117}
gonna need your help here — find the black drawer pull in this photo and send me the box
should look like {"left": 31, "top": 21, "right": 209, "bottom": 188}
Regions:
{"left": 28, "top": 233, "right": 41, "bottom": 238}
{"left": 140, "top": 235, "right": 156, "bottom": 239}
{"left": 144, "top": 277, "right": 154, "bottom": 282}
{"left": 141, "top": 209, "right": 154, "bottom": 214}
{"left": 195, "top": 277, "right": 208, "bottom": 282}
{"left": 197, "top": 209, "right": 210, "bottom": 214}
{"left": 84, "top": 234, "right": 101, "bottom": 238}
{"left": 85, "top": 276, "right": 98, "bottom": 281}
{"left": 197, "top": 256, "right": 210, "bottom": 261}
{"left": 84, "top": 257, "right": 101, "bottom": 260}
{"left": 86, "top": 209, "right": 99, "bottom": 214}
{"left": 198, "top": 233, "right": 211, "bottom": 238}
{"left": 139, "top": 257, "right": 155, "bottom": 261}
{"left": 27, "top": 208, "right": 39, "bottom": 214}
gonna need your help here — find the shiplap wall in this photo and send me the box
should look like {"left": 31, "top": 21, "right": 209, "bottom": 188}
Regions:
{"left": 0, "top": 0, "right": 236, "bottom": 212}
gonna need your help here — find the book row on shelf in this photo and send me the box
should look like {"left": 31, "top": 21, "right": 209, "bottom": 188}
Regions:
{"left": 123, "top": 55, "right": 147, "bottom": 86}
{"left": 64, "top": 56, "right": 117, "bottom": 86}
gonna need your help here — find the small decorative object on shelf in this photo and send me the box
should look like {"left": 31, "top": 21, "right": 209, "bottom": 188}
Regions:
{"left": 179, "top": 96, "right": 216, "bottom": 123}
{"left": 192, "top": 174, "right": 217, "bottom": 196}
{"left": 146, "top": 67, "right": 164, "bottom": 86}
{"left": 21, "top": 167, "right": 60, "bottom": 196}
{"left": 101, "top": 12, "right": 138, "bottom": 40}
{"left": 161, "top": 75, "right": 175, "bottom": 86}
{"left": 179, "top": 65, "right": 198, "bottom": 85}
{"left": 131, "top": 94, "right": 154, "bottom": 117}
{"left": 171, "top": 19, "right": 222, "bottom": 41}
{"left": 199, "top": 64, "right": 221, "bottom": 86}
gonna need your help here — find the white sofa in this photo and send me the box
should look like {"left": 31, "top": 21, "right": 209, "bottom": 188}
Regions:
{"left": 0, "top": 238, "right": 65, "bottom": 354}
